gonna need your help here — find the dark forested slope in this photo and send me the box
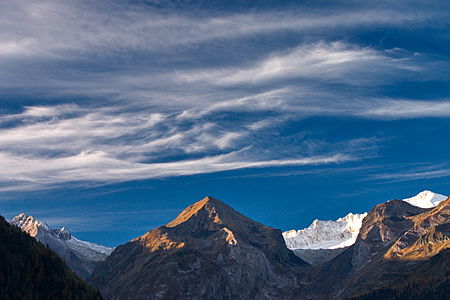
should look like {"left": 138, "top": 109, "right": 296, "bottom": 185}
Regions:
{"left": 0, "top": 215, "right": 103, "bottom": 300}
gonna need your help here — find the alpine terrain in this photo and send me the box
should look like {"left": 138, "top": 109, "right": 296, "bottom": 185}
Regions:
{"left": 90, "top": 196, "right": 308, "bottom": 300}
{"left": 306, "top": 194, "right": 450, "bottom": 299}
{"left": 282, "top": 190, "right": 447, "bottom": 265}
{"left": 0, "top": 215, "right": 103, "bottom": 300}
{"left": 11, "top": 213, "right": 113, "bottom": 280}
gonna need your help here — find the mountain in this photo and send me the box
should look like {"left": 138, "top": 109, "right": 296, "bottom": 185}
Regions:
{"left": 0, "top": 215, "right": 103, "bottom": 300}
{"left": 283, "top": 212, "right": 368, "bottom": 250}
{"left": 402, "top": 190, "right": 447, "bottom": 208}
{"left": 283, "top": 212, "right": 367, "bottom": 266}
{"left": 307, "top": 196, "right": 450, "bottom": 299}
{"left": 90, "top": 196, "right": 308, "bottom": 300}
{"left": 10, "top": 213, "right": 113, "bottom": 280}
{"left": 282, "top": 190, "right": 447, "bottom": 265}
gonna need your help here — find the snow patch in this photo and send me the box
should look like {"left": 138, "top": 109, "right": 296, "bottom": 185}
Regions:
{"left": 283, "top": 212, "right": 367, "bottom": 250}
{"left": 283, "top": 190, "right": 447, "bottom": 251}
{"left": 10, "top": 213, "right": 113, "bottom": 259}
{"left": 402, "top": 190, "right": 447, "bottom": 208}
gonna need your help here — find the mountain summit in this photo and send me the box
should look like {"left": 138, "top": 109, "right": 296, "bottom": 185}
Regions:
{"left": 11, "top": 213, "right": 113, "bottom": 279}
{"left": 309, "top": 196, "right": 450, "bottom": 299}
{"left": 0, "top": 215, "right": 103, "bottom": 300}
{"left": 282, "top": 190, "right": 447, "bottom": 265}
{"left": 90, "top": 196, "right": 307, "bottom": 300}
{"left": 402, "top": 190, "right": 447, "bottom": 208}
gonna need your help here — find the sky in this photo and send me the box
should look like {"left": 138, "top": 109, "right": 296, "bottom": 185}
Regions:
{"left": 1, "top": 0, "right": 450, "bottom": 247}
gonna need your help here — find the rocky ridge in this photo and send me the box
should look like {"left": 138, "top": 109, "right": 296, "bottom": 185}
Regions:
{"left": 0, "top": 215, "right": 103, "bottom": 300}
{"left": 282, "top": 190, "right": 447, "bottom": 265}
{"left": 309, "top": 196, "right": 450, "bottom": 299}
{"left": 11, "top": 213, "right": 113, "bottom": 280}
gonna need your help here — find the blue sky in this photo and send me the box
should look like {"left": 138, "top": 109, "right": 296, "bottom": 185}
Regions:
{"left": 1, "top": 0, "right": 450, "bottom": 246}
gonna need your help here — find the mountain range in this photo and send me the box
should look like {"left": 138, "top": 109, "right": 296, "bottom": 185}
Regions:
{"left": 282, "top": 190, "right": 447, "bottom": 265}
{"left": 309, "top": 195, "right": 450, "bottom": 299}
{"left": 10, "top": 213, "right": 113, "bottom": 280}
{"left": 87, "top": 191, "right": 449, "bottom": 299}
{"left": 0, "top": 215, "right": 103, "bottom": 300}
{"left": 3, "top": 190, "right": 449, "bottom": 299}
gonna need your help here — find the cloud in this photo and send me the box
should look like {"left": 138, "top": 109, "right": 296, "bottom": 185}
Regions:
{"left": 0, "top": 148, "right": 352, "bottom": 191}
{"left": 355, "top": 99, "right": 450, "bottom": 119}
{"left": 1, "top": 0, "right": 448, "bottom": 103}
{"left": 1, "top": 0, "right": 449, "bottom": 192}
{"left": 175, "top": 42, "right": 417, "bottom": 86}
{"left": 373, "top": 164, "right": 450, "bottom": 182}
{"left": 175, "top": 86, "right": 450, "bottom": 120}
{"left": 0, "top": 0, "right": 445, "bottom": 60}
{"left": 0, "top": 103, "right": 364, "bottom": 190}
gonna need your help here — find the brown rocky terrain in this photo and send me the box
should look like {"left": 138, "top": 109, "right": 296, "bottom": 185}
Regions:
{"left": 90, "top": 195, "right": 450, "bottom": 300}
{"left": 307, "top": 197, "right": 450, "bottom": 299}
{"left": 90, "top": 196, "right": 308, "bottom": 300}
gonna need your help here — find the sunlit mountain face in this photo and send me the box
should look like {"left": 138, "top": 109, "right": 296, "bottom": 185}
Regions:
{"left": 1, "top": 0, "right": 450, "bottom": 247}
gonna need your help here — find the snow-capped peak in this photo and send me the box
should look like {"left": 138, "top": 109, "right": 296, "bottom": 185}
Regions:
{"left": 402, "top": 190, "right": 447, "bottom": 208}
{"left": 10, "top": 213, "right": 113, "bottom": 256}
{"left": 11, "top": 213, "right": 50, "bottom": 236}
{"left": 10, "top": 213, "right": 114, "bottom": 279}
{"left": 56, "top": 226, "right": 72, "bottom": 240}
{"left": 283, "top": 190, "right": 448, "bottom": 251}
{"left": 283, "top": 212, "right": 368, "bottom": 250}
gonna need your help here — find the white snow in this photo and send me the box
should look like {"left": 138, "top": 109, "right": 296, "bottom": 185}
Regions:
{"left": 402, "top": 190, "right": 447, "bottom": 208}
{"left": 283, "top": 212, "right": 367, "bottom": 250}
{"left": 10, "top": 213, "right": 114, "bottom": 260}
{"left": 283, "top": 190, "right": 447, "bottom": 251}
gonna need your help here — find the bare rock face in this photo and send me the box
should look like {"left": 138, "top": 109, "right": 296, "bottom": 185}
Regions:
{"left": 90, "top": 196, "right": 308, "bottom": 300}
{"left": 351, "top": 200, "right": 427, "bottom": 269}
{"left": 385, "top": 197, "right": 450, "bottom": 260}
{"left": 310, "top": 198, "right": 450, "bottom": 299}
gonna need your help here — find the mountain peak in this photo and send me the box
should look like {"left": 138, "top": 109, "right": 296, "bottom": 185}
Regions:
{"left": 91, "top": 196, "right": 308, "bottom": 299}
{"left": 166, "top": 196, "right": 239, "bottom": 228}
{"left": 11, "top": 213, "right": 49, "bottom": 235}
{"left": 10, "top": 213, "right": 113, "bottom": 279}
{"left": 402, "top": 190, "right": 447, "bottom": 208}
{"left": 283, "top": 211, "right": 368, "bottom": 250}
{"left": 56, "top": 226, "right": 71, "bottom": 240}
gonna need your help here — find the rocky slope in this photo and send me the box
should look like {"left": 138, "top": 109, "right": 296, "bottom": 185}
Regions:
{"left": 0, "top": 215, "right": 103, "bottom": 300}
{"left": 282, "top": 190, "right": 447, "bottom": 265}
{"left": 90, "top": 196, "right": 308, "bottom": 300}
{"left": 308, "top": 196, "right": 450, "bottom": 299}
{"left": 11, "top": 213, "right": 113, "bottom": 280}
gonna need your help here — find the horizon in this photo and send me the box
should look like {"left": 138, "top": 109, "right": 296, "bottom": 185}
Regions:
{"left": 1, "top": 0, "right": 450, "bottom": 247}
{"left": 3, "top": 189, "right": 447, "bottom": 247}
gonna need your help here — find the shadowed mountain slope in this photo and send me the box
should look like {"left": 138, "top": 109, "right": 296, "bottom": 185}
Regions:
{"left": 0, "top": 215, "right": 103, "bottom": 300}
{"left": 10, "top": 213, "right": 113, "bottom": 280}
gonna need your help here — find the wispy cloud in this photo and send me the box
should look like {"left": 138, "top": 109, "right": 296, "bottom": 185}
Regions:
{"left": 374, "top": 163, "right": 450, "bottom": 182}
{"left": 0, "top": 103, "right": 361, "bottom": 190}
{"left": 1, "top": 0, "right": 449, "bottom": 192}
{"left": 1, "top": 1, "right": 445, "bottom": 60}
{"left": 0, "top": 149, "right": 352, "bottom": 191}
{"left": 175, "top": 42, "right": 420, "bottom": 86}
